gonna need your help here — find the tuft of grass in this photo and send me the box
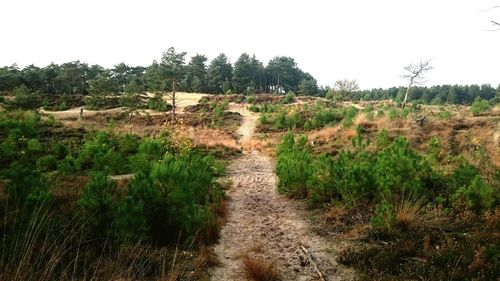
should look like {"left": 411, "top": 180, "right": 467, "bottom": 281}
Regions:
{"left": 394, "top": 194, "right": 450, "bottom": 230}
{"left": 242, "top": 254, "right": 280, "bottom": 281}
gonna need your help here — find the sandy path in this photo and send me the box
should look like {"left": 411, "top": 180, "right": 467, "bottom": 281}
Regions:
{"left": 211, "top": 105, "right": 354, "bottom": 281}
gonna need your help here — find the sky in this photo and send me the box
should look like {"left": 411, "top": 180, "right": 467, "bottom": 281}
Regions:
{"left": 0, "top": 0, "right": 499, "bottom": 89}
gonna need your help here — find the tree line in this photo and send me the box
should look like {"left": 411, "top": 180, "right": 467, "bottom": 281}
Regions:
{"left": 0, "top": 47, "right": 320, "bottom": 96}
{"left": 348, "top": 84, "right": 499, "bottom": 105}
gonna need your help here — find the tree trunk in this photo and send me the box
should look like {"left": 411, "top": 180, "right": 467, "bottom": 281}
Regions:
{"left": 172, "top": 80, "right": 176, "bottom": 122}
{"left": 402, "top": 80, "right": 413, "bottom": 109}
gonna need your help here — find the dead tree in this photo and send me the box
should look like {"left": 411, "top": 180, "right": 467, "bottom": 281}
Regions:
{"left": 401, "top": 59, "right": 433, "bottom": 109}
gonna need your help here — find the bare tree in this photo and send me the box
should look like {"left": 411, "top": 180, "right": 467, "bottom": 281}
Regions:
{"left": 333, "top": 79, "right": 359, "bottom": 99}
{"left": 401, "top": 59, "right": 433, "bottom": 109}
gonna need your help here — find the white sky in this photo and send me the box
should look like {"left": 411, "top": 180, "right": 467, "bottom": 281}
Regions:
{"left": 0, "top": 0, "right": 499, "bottom": 89}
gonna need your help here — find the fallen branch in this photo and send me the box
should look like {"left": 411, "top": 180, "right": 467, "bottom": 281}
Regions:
{"left": 299, "top": 244, "right": 326, "bottom": 281}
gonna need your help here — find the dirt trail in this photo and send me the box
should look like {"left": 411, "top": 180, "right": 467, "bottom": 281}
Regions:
{"left": 211, "top": 105, "right": 354, "bottom": 281}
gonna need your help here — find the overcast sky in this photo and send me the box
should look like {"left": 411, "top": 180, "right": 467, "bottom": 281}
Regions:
{"left": 0, "top": 0, "right": 499, "bottom": 89}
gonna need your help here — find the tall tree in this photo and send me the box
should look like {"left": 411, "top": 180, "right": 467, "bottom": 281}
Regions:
{"left": 111, "top": 63, "right": 131, "bottom": 93}
{"left": 160, "top": 47, "right": 186, "bottom": 121}
{"left": 86, "top": 71, "right": 116, "bottom": 109}
{"left": 186, "top": 54, "right": 208, "bottom": 93}
{"left": 207, "top": 53, "right": 233, "bottom": 94}
{"left": 144, "top": 61, "right": 163, "bottom": 93}
{"left": 298, "top": 73, "right": 319, "bottom": 96}
{"left": 266, "top": 56, "right": 303, "bottom": 93}
{"left": 232, "top": 53, "right": 254, "bottom": 94}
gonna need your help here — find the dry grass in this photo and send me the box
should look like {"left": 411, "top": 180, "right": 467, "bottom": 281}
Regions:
{"left": 354, "top": 113, "right": 369, "bottom": 126}
{"left": 242, "top": 254, "right": 280, "bottom": 281}
{"left": 325, "top": 206, "right": 346, "bottom": 224}
{"left": 394, "top": 194, "right": 450, "bottom": 230}
{"left": 308, "top": 126, "right": 339, "bottom": 144}
{"left": 188, "top": 127, "right": 239, "bottom": 150}
{"left": 345, "top": 224, "right": 372, "bottom": 240}
{"left": 343, "top": 128, "right": 358, "bottom": 139}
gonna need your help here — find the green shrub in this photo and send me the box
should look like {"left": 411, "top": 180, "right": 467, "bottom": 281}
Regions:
{"left": 388, "top": 108, "right": 400, "bottom": 120}
{"left": 283, "top": 92, "right": 295, "bottom": 104}
{"left": 74, "top": 132, "right": 127, "bottom": 174}
{"left": 341, "top": 106, "right": 358, "bottom": 128}
{"left": 248, "top": 104, "right": 260, "bottom": 112}
{"left": 452, "top": 175, "right": 494, "bottom": 212}
{"left": 128, "top": 137, "right": 166, "bottom": 173}
{"left": 276, "top": 132, "right": 312, "bottom": 198}
{"left": 259, "top": 113, "right": 270, "bottom": 125}
{"left": 370, "top": 201, "right": 395, "bottom": 229}
{"left": 427, "top": 136, "right": 441, "bottom": 163}
{"left": 376, "top": 129, "right": 390, "bottom": 149}
{"left": 401, "top": 108, "right": 410, "bottom": 118}
{"left": 470, "top": 97, "right": 490, "bottom": 116}
{"left": 77, "top": 172, "right": 117, "bottom": 238}
{"left": 116, "top": 152, "right": 221, "bottom": 244}
{"left": 374, "top": 137, "right": 431, "bottom": 198}
{"left": 36, "top": 155, "right": 58, "bottom": 171}
{"left": 438, "top": 110, "right": 452, "bottom": 120}
{"left": 246, "top": 95, "right": 255, "bottom": 103}
{"left": 147, "top": 94, "right": 171, "bottom": 111}
{"left": 119, "top": 133, "right": 139, "bottom": 155}
{"left": 4, "top": 162, "right": 50, "bottom": 207}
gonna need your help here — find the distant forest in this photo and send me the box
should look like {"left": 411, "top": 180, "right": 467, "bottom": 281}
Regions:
{"left": 1, "top": 47, "right": 498, "bottom": 105}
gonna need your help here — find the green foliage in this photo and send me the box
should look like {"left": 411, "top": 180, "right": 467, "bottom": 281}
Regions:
{"left": 248, "top": 104, "right": 260, "bottom": 112}
{"left": 388, "top": 107, "right": 400, "bottom": 120}
{"left": 4, "top": 162, "right": 50, "bottom": 207}
{"left": 77, "top": 172, "right": 117, "bottom": 238}
{"left": 452, "top": 173, "right": 495, "bottom": 212}
{"left": 470, "top": 97, "right": 490, "bottom": 116}
{"left": 370, "top": 201, "right": 395, "bottom": 229}
{"left": 9, "top": 85, "right": 41, "bottom": 109}
{"left": 376, "top": 129, "right": 390, "bottom": 148}
{"left": 283, "top": 92, "right": 295, "bottom": 104}
{"left": 340, "top": 106, "right": 358, "bottom": 128}
{"left": 276, "top": 132, "right": 312, "bottom": 198}
{"left": 374, "top": 137, "right": 431, "bottom": 198}
{"left": 116, "top": 152, "right": 222, "bottom": 244}
{"left": 74, "top": 132, "right": 127, "bottom": 174}
{"left": 427, "top": 136, "right": 441, "bottom": 163}
{"left": 246, "top": 95, "right": 255, "bottom": 103}
{"left": 147, "top": 93, "right": 170, "bottom": 111}
{"left": 128, "top": 137, "right": 166, "bottom": 173}
{"left": 438, "top": 110, "right": 452, "bottom": 120}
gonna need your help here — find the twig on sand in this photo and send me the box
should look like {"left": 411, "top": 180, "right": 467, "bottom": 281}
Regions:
{"left": 299, "top": 244, "right": 326, "bottom": 281}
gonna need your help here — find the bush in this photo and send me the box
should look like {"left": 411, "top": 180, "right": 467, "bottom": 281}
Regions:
{"left": 470, "top": 97, "right": 490, "bottom": 116}
{"left": 438, "top": 110, "right": 452, "bottom": 120}
{"left": 248, "top": 104, "right": 260, "bottom": 112}
{"left": 147, "top": 94, "right": 171, "bottom": 111}
{"left": 276, "top": 133, "right": 312, "bottom": 198}
{"left": 128, "top": 137, "right": 166, "bottom": 173}
{"left": 283, "top": 92, "right": 295, "bottom": 104}
{"left": 370, "top": 201, "right": 395, "bottom": 229}
{"left": 246, "top": 95, "right": 255, "bottom": 104}
{"left": 376, "top": 129, "right": 390, "bottom": 148}
{"left": 452, "top": 175, "right": 494, "bottom": 212}
{"left": 374, "top": 137, "right": 431, "bottom": 198}
{"left": 388, "top": 108, "right": 400, "bottom": 120}
{"left": 116, "top": 152, "right": 222, "bottom": 244}
{"left": 74, "top": 132, "right": 127, "bottom": 174}
{"left": 77, "top": 172, "right": 117, "bottom": 238}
